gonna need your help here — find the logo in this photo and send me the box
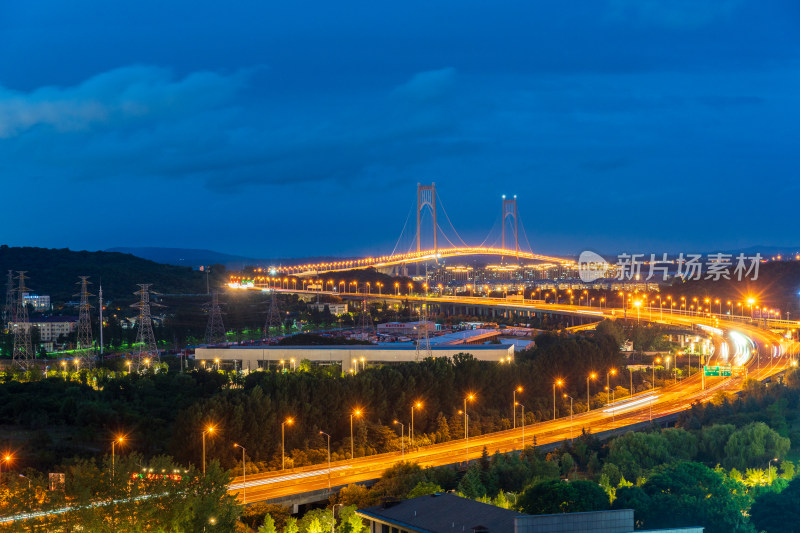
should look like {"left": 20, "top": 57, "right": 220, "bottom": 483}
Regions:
{"left": 578, "top": 251, "right": 609, "bottom": 282}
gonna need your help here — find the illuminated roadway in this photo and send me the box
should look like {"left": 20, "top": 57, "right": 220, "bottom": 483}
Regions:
{"left": 266, "top": 247, "right": 576, "bottom": 275}
{"left": 227, "top": 293, "right": 794, "bottom": 504}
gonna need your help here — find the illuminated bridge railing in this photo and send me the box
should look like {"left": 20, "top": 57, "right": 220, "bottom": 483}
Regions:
{"left": 274, "top": 247, "right": 576, "bottom": 274}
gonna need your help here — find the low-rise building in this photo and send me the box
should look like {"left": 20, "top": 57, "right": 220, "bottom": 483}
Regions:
{"left": 8, "top": 316, "right": 78, "bottom": 352}
{"left": 356, "top": 493, "right": 703, "bottom": 533}
{"left": 22, "top": 293, "right": 51, "bottom": 312}
{"left": 308, "top": 302, "right": 349, "bottom": 315}
{"left": 377, "top": 321, "right": 435, "bottom": 336}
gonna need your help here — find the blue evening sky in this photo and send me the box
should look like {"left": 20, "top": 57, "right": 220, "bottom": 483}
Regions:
{"left": 1, "top": 1, "right": 798, "bottom": 258}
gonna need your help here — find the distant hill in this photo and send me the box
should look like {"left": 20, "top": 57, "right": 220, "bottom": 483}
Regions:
{"left": 105, "top": 246, "right": 256, "bottom": 269}
{"left": 0, "top": 246, "right": 226, "bottom": 305}
{"left": 107, "top": 246, "right": 346, "bottom": 270}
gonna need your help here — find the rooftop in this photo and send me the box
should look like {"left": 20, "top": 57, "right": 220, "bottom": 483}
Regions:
{"left": 357, "top": 493, "right": 523, "bottom": 533}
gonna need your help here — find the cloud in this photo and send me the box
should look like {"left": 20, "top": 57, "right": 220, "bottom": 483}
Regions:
{"left": 0, "top": 66, "right": 253, "bottom": 138}
{"left": 393, "top": 68, "right": 456, "bottom": 102}
{"left": 608, "top": 0, "right": 743, "bottom": 29}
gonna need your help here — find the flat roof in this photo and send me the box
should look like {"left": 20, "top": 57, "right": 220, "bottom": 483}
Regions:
{"left": 203, "top": 344, "right": 507, "bottom": 351}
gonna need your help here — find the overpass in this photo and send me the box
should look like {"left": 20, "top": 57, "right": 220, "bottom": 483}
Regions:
{"left": 222, "top": 292, "right": 795, "bottom": 507}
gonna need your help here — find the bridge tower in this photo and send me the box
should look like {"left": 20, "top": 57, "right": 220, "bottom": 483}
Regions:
{"left": 416, "top": 183, "right": 437, "bottom": 254}
{"left": 501, "top": 195, "right": 520, "bottom": 257}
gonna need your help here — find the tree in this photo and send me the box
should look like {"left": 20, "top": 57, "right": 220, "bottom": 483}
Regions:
{"left": 283, "top": 517, "right": 299, "bottom": 533}
{"left": 750, "top": 477, "right": 800, "bottom": 533}
{"left": 258, "top": 515, "right": 278, "bottom": 533}
{"left": 723, "top": 422, "right": 791, "bottom": 471}
{"left": 518, "top": 479, "right": 609, "bottom": 515}
{"left": 370, "top": 462, "right": 427, "bottom": 499}
{"left": 407, "top": 481, "right": 443, "bottom": 499}
{"left": 630, "top": 462, "right": 753, "bottom": 533}
{"left": 607, "top": 431, "right": 673, "bottom": 480}
{"left": 331, "top": 484, "right": 376, "bottom": 509}
{"left": 457, "top": 465, "right": 486, "bottom": 499}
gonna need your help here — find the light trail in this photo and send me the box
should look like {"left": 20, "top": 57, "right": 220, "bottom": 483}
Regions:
{"left": 603, "top": 393, "right": 660, "bottom": 415}
{"left": 228, "top": 465, "right": 352, "bottom": 490}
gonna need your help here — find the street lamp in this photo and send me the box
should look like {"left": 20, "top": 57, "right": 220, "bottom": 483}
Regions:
{"left": 562, "top": 394, "right": 575, "bottom": 441}
{"left": 769, "top": 457, "right": 779, "bottom": 484}
{"left": 515, "top": 402, "right": 526, "bottom": 448}
{"left": 112, "top": 435, "right": 125, "bottom": 478}
{"left": 350, "top": 409, "right": 362, "bottom": 460}
{"left": 653, "top": 357, "right": 661, "bottom": 390}
{"left": 463, "top": 393, "right": 475, "bottom": 463}
{"left": 202, "top": 425, "right": 216, "bottom": 475}
{"left": 393, "top": 420, "right": 405, "bottom": 459}
{"left": 281, "top": 418, "right": 294, "bottom": 470}
{"left": 513, "top": 386, "right": 523, "bottom": 428}
{"left": 586, "top": 373, "right": 597, "bottom": 412}
{"left": 606, "top": 369, "right": 617, "bottom": 405}
{"left": 553, "top": 379, "right": 563, "bottom": 420}
{"left": 0, "top": 454, "right": 11, "bottom": 480}
{"left": 233, "top": 443, "right": 246, "bottom": 503}
{"left": 319, "top": 431, "right": 331, "bottom": 492}
{"left": 411, "top": 401, "right": 422, "bottom": 446}
{"left": 634, "top": 300, "right": 642, "bottom": 324}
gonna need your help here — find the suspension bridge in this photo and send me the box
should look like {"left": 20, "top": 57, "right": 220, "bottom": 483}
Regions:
{"left": 278, "top": 183, "right": 576, "bottom": 275}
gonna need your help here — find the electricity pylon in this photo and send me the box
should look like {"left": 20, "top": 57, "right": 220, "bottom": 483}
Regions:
{"left": 264, "top": 291, "right": 283, "bottom": 343}
{"left": 204, "top": 290, "right": 226, "bottom": 345}
{"left": 130, "top": 284, "right": 162, "bottom": 371}
{"left": 12, "top": 272, "right": 34, "bottom": 371}
{"left": 75, "top": 276, "right": 95, "bottom": 367}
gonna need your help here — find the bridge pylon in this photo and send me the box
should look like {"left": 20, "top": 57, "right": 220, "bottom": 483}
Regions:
{"left": 416, "top": 183, "right": 437, "bottom": 254}
{"left": 501, "top": 195, "right": 520, "bottom": 260}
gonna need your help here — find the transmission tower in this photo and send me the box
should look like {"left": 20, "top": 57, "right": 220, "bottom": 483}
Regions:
{"left": 130, "top": 284, "right": 162, "bottom": 370}
{"left": 204, "top": 290, "right": 226, "bottom": 345}
{"left": 264, "top": 291, "right": 283, "bottom": 343}
{"left": 358, "top": 299, "right": 373, "bottom": 334}
{"left": 75, "top": 276, "right": 95, "bottom": 367}
{"left": 2, "top": 270, "right": 14, "bottom": 331}
{"left": 12, "top": 271, "right": 34, "bottom": 371}
{"left": 415, "top": 303, "right": 432, "bottom": 361}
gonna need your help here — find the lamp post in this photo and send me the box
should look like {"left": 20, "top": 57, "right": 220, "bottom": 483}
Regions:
{"left": 463, "top": 393, "right": 475, "bottom": 463}
{"left": 553, "top": 379, "right": 563, "bottom": 420}
{"left": 281, "top": 418, "right": 294, "bottom": 471}
{"left": 0, "top": 454, "right": 11, "bottom": 481}
{"left": 112, "top": 435, "right": 125, "bottom": 478}
{"left": 319, "top": 431, "right": 331, "bottom": 492}
{"left": 652, "top": 357, "right": 661, "bottom": 390}
{"left": 411, "top": 401, "right": 422, "bottom": 446}
{"left": 393, "top": 420, "right": 405, "bottom": 459}
{"left": 769, "top": 457, "right": 778, "bottom": 484}
{"left": 515, "top": 402, "right": 526, "bottom": 448}
{"left": 350, "top": 409, "right": 362, "bottom": 460}
{"left": 233, "top": 443, "right": 246, "bottom": 503}
{"left": 563, "top": 394, "right": 574, "bottom": 442}
{"left": 513, "top": 386, "right": 523, "bottom": 428}
{"left": 202, "top": 425, "right": 216, "bottom": 475}
{"left": 586, "top": 373, "right": 597, "bottom": 412}
{"left": 606, "top": 369, "right": 617, "bottom": 405}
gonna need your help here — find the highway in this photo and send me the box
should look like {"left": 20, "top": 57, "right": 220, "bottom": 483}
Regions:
{"left": 225, "top": 295, "right": 793, "bottom": 504}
